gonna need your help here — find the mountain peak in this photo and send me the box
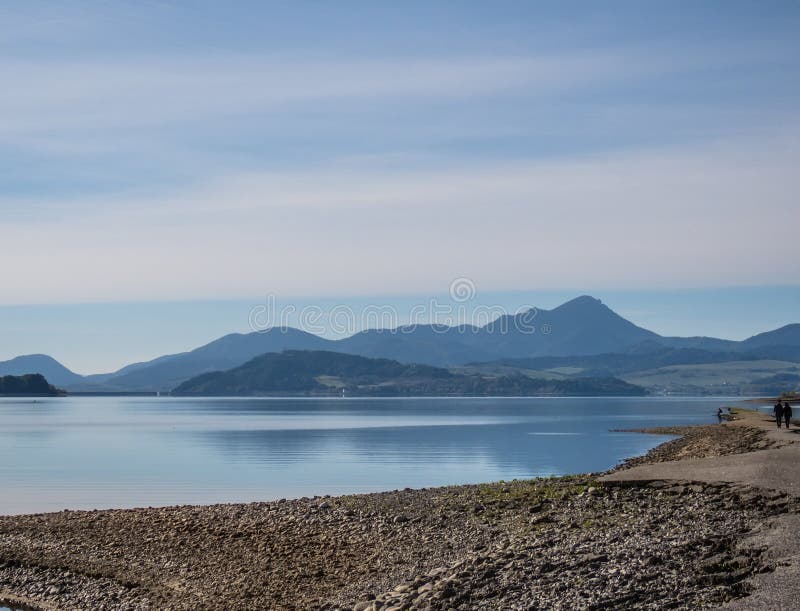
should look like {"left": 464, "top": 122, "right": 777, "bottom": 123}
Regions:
{"left": 571, "top": 295, "right": 602, "bottom": 304}
{"left": 552, "top": 295, "right": 606, "bottom": 313}
{"left": 11, "top": 353, "right": 60, "bottom": 362}
{"left": 742, "top": 323, "right": 800, "bottom": 349}
{"left": 0, "top": 354, "right": 83, "bottom": 386}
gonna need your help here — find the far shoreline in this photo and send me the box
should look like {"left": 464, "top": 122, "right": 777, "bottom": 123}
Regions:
{"left": 8, "top": 392, "right": 768, "bottom": 399}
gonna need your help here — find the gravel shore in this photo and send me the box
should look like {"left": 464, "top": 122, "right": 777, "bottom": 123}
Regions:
{"left": 0, "top": 421, "right": 796, "bottom": 610}
{"left": 613, "top": 421, "right": 787, "bottom": 470}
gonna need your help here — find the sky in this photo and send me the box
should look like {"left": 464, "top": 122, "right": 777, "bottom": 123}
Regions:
{"left": 1, "top": 1, "right": 799, "bottom": 372}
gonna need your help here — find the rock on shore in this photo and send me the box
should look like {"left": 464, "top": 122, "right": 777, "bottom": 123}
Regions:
{"left": 613, "top": 422, "right": 786, "bottom": 470}
{"left": 0, "top": 423, "right": 796, "bottom": 610}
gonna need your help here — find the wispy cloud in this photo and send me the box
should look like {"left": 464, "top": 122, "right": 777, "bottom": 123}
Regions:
{"left": 3, "top": 35, "right": 794, "bottom": 137}
{"left": 1, "top": 2, "right": 798, "bottom": 308}
{"left": 2, "top": 126, "right": 797, "bottom": 304}
{"left": 0, "top": 51, "right": 668, "bottom": 135}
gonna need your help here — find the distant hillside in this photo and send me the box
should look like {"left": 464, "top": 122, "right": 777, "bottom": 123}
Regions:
{"left": 69, "top": 328, "right": 333, "bottom": 392}
{"left": 739, "top": 324, "right": 800, "bottom": 350}
{"left": 173, "top": 350, "right": 646, "bottom": 397}
{"left": 0, "top": 374, "right": 63, "bottom": 396}
{"left": 338, "top": 296, "right": 659, "bottom": 365}
{"left": 619, "top": 360, "right": 800, "bottom": 396}
{"left": 336, "top": 324, "right": 496, "bottom": 365}
{"left": 0, "top": 354, "right": 83, "bottom": 386}
{"left": 743, "top": 372, "right": 800, "bottom": 395}
{"left": 7, "top": 295, "right": 796, "bottom": 394}
{"left": 69, "top": 296, "right": 664, "bottom": 390}
{"left": 478, "top": 295, "right": 660, "bottom": 358}
{"left": 470, "top": 345, "right": 799, "bottom": 378}
{"left": 471, "top": 344, "right": 800, "bottom": 396}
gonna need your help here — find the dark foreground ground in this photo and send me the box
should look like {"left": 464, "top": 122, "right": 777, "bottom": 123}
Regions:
{"left": 0, "top": 422, "right": 796, "bottom": 610}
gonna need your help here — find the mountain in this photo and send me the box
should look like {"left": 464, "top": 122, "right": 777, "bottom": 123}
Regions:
{"left": 0, "top": 354, "right": 83, "bottom": 386}
{"left": 740, "top": 324, "right": 800, "bottom": 350}
{"left": 468, "top": 296, "right": 660, "bottom": 359}
{"left": 743, "top": 345, "right": 800, "bottom": 362}
{"left": 67, "top": 296, "right": 664, "bottom": 391}
{"left": 69, "top": 327, "right": 334, "bottom": 392}
{"left": 743, "top": 372, "right": 800, "bottom": 395}
{"left": 337, "top": 324, "right": 496, "bottom": 365}
{"left": 174, "top": 350, "right": 453, "bottom": 395}
{"left": 337, "top": 296, "right": 659, "bottom": 365}
{"left": 471, "top": 346, "right": 761, "bottom": 378}
{"left": 0, "top": 373, "right": 63, "bottom": 396}
{"left": 653, "top": 336, "right": 740, "bottom": 352}
{"left": 470, "top": 340, "right": 800, "bottom": 395}
{"left": 652, "top": 325, "right": 800, "bottom": 354}
{"left": 7, "top": 295, "right": 793, "bottom": 393}
{"left": 173, "top": 350, "right": 647, "bottom": 397}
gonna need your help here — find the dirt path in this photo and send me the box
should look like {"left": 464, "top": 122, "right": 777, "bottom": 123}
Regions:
{"left": 601, "top": 408, "right": 800, "bottom": 610}
{"left": 603, "top": 409, "right": 800, "bottom": 494}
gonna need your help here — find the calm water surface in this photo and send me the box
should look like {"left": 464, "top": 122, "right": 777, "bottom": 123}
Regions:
{"left": 0, "top": 396, "right": 745, "bottom": 515}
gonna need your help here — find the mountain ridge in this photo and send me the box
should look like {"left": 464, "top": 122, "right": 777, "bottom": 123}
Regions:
{"left": 5, "top": 295, "right": 799, "bottom": 393}
{"left": 0, "top": 354, "right": 83, "bottom": 387}
{"left": 173, "top": 350, "right": 646, "bottom": 397}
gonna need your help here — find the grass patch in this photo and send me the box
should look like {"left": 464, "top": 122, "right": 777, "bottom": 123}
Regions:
{"left": 477, "top": 477, "right": 594, "bottom": 505}
{"left": 728, "top": 407, "right": 757, "bottom": 414}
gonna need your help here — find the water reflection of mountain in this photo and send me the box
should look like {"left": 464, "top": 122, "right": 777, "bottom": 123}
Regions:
{"left": 195, "top": 422, "right": 675, "bottom": 480}
{"left": 0, "top": 397, "right": 64, "bottom": 416}
{"left": 173, "top": 396, "right": 722, "bottom": 484}
{"left": 0, "top": 396, "right": 730, "bottom": 513}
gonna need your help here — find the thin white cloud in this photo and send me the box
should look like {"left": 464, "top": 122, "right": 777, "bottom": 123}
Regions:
{"left": 0, "top": 39, "right": 777, "bottom": 136}
{"left": 1, "top": 127, "right": 798, "bottom": 304}
{"left": 0, "top": 54, "right": 598, "bottom": 132}
{"left": 1, "top": 10, "right": 797, "bottom": 307}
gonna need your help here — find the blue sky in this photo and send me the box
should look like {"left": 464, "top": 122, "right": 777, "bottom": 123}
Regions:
{"left": 1, "top": 1, "right": 799, "bottom": 372}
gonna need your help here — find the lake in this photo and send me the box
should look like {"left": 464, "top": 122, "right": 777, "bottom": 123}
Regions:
{"left": 0, "top": 396, "right": 743, "bottom": 515}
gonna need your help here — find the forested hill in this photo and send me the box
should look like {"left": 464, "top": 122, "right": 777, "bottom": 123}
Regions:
{"left": 0, "top": 374, "right": 63, "bottom": 396}
{"left": 173, "top": 350, "right": 646, "bottom": 397}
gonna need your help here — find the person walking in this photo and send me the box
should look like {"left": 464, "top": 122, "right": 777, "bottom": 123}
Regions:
{"left": 784, "top": 401, "right": 792, "bottom": 429}
{"left": 774, "top": 400, "right": 784, "bottom": 428}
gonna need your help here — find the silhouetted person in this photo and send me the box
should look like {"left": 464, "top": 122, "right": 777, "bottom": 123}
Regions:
{"left": 717, "top": 407, "right": 723, "bottom": 422}
{"left": 784, "top": 401, "right": 792, "bottom": 429}
{"left": 774, "top": 400, "right": 784, "bottom": 428}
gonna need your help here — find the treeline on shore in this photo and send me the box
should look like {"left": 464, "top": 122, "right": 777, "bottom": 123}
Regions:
{"left": 172, "top": 350, "right": 647, "bottom": 396}
{"left": 0, "top": 374, "right": 64, "bottom": 396}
